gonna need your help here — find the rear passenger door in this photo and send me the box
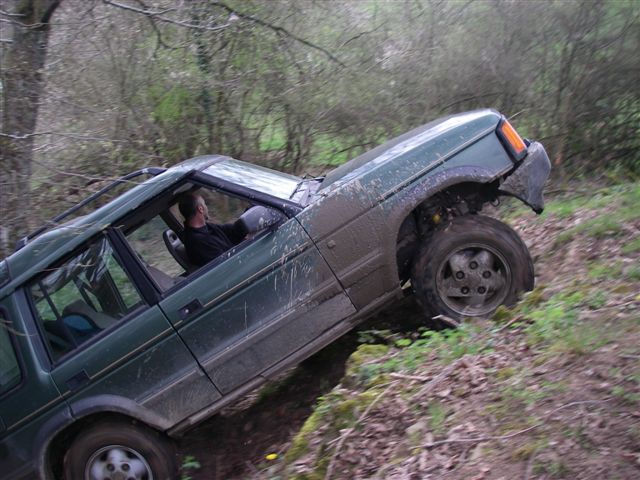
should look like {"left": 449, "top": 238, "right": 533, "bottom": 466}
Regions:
{"left": 27, "top": 233, "right": 220, "bottom": 427}
{"left": 0, "top": 301, "right": 68, "bottom": 478}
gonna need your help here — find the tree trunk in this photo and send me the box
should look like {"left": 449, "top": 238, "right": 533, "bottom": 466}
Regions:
{"left": 0, "top": 0, "right": 60, "bottom": 256}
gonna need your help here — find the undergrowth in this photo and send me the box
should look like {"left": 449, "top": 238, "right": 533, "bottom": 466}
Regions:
{"left": 255, "top": 182, "right": 640, "bottom": 480}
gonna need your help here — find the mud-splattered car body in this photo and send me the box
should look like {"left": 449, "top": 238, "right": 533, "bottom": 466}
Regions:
{"left": 0, "top": 109, "right": 549, "bottom": 479}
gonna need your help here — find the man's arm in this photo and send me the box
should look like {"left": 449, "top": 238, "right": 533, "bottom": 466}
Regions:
{"left": 220, "top": 220, "right": 248, "bottom": 245}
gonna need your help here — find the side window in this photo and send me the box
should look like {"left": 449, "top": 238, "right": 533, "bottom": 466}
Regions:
{"left": 125, "top": 187, "right": 253, "bottom": 290}
{"left": 29, "top": 236, "right": 144, "bottom": 361}
{"left": 0, "top": 313, "right": 21, "bottom": 394}
{"left": 127, "top": 215, "right": 185, "bottom": 280}
{"left": 198, "top": 188, "right": 250, "bottom": 223}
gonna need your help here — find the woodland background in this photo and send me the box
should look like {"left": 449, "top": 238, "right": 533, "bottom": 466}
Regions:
{"left": 1, "top": 0, "right": 639, "bottom": 257}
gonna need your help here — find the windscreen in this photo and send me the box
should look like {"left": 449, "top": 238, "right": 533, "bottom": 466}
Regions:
{"left": 203, "top": 159, "right": 300, "bottom": 200}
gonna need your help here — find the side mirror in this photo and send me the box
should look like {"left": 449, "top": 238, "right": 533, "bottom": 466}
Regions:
{"left": 238, "top": 206, "right": 287, "bottom": 233}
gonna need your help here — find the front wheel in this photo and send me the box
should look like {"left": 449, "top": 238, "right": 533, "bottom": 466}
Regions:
{"left": 63, "top": 420, "right": 177, "bottom": 480}
{"left": 411, "top": 215, "right": 534, "bottom": 321}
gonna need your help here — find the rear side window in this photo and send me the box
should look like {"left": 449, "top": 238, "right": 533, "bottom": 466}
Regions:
{"left": 0, "top": 313, "right": 21, "bottom": 394}
{"left": 29, "top": 235, "right": 144, "bottom": 361}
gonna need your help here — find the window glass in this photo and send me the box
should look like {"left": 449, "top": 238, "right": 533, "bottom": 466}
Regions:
{"left": 0, "top": 314, "right": 21, "bottom": 394}
{"left": 126, "top": 187, "right": 253, "bottom": 289}
{"left": 29, "top": 236, "right": 144, "bottom": 361}
{"left": 204, "top": 159, "right": 300, "bottom": 200}
{"left": 127, "top": 215, "right": 184, "bottom": 289}
{"left": 198, "top": 188, "right": 250, "bottom": 224}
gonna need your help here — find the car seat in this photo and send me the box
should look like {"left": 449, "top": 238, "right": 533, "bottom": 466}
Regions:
{"left": 163, "top": 229, "right": 197, "bottom": 273}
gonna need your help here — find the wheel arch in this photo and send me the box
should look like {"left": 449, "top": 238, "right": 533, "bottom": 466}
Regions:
{"left": 37, "top": 395, "right": 172, "bottom": 479}
{"left": 390, "top": 166, "right": 505, "bottom": 285}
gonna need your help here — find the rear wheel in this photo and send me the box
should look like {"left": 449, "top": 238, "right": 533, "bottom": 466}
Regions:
{"left": 411, "top": 215, "right": 534, "bottom": 321}
{"left": 63, "top": 420, "right": 177, "bottom": 480}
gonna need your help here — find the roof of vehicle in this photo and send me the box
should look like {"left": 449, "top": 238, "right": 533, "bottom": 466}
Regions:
{"left": 0, "top": 155, "right": 227, "bottom": 295}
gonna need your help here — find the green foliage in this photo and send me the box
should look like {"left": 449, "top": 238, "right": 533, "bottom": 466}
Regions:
{"left": 258, "top": 123, "right": 287, "bottom": 152}
{"left": 283, "top": 387, "right": 383, "bottom": 477}
{"left": 611, "top": 385, "right": 639, "bottom": 405}
{"left": 587, "top": 260, "right": 623, "bottom": 280}
{"left": 626, "top": 265, "right": 640, "bottom": 281}
{"left": 540, "top": 183, "right": 640, "bottom": 251}
{"left": 344, "top": 344, "right": 390, "bottom": 387}
{"left": 622, "top": 237, "right": 640, "bottom": 255}
{"left": 511, "top": 439, "right": 549, "bottom": 461}
{"left": 586, "top": 290, "right": 607, "bottom": 310}
{"left": 534, "top": 459, "right": 571, "bottom": 478}
{"left": 180, "top": 455, "right": 201, "bottom": 480}
{"left": 427, "top": 401, "right": 449, "bottom": 435}
{"left": 284, "top": 402, "right": 325, "bottom": 464}
{"left": 524, "top": 291, "right": 583, "bottom": 347}
{"left": 151, "top": 86, "right": 198, "bottom": 126}
{"left": 554, "top": 215, "right": 623, "bottom": 247}
{"left": 542, "top": 194, "right": 611, "bottom": 219}
{"left": 349, "top": 325, "right": 492, "bottom": 389}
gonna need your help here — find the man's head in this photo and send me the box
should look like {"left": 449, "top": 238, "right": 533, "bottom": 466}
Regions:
{"left": 178, "top": 193, "right": 209, "bottom": 226}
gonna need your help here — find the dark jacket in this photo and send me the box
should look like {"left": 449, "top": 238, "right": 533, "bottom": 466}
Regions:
{"left": 183, "top": 221, "right": 246, "bottom": 267}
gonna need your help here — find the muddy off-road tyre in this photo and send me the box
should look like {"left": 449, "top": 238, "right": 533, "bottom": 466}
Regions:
{"left": 63, "top": 420, "right": 177, "bottom": 480}
{"left": 411, "top": 215, "right": 534, "bottom": 321}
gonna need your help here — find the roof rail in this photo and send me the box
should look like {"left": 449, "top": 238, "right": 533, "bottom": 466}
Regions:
{"left": 14, "top": 167, "right": 167, "bottom": 252}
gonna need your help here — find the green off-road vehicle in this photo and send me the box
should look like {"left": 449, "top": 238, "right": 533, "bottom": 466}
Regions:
{"left": 0, "top": 109, "right": 550, "bottom": 479}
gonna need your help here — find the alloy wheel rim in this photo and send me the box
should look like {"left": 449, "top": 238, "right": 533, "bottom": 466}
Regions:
{"left": 435, "top": 243, "right": 511, "bottom": 317}
{"left": 85, "top": 445, "right": 152, "bottom": 480}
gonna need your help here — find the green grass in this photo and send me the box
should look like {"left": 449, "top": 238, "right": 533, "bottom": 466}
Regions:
{"left": 611, "top": 385, "right": 640, "bottom": 405}
{"left": 534, "top": 459, "right": 572, "bottom": 478}
{"left": 279, "top": 180, "right": 640, "bottom": 480}
{"left": 501, "top": 182, "right": 639, "bottom": 247}
{"left": 542, "top": 195, "right": 608, "bottom": 219}
{"left": 587, "top": 260, "right": 623, "bottom": 280}
{"left": 549, "top": 324, "right": 608, "bottom": 356}
{"left": 622, "top": 237, "right": 640, "bottom": 254}
{"left": 626, "top": 265, "right": 640, "bottom": 281}
{"left": 554, "top": 215, "right": 624, "bottom": 247}
{"left": 180, "top": 455, "right": 201, "bottom": 480}
{"left": 540, "top": 184, "right": 627, "bottom": 219}
{"left": 427, "top": 401, "right": 449, "bottom": 435}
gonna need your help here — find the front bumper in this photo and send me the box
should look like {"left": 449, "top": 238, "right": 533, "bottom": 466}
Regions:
{"left": 499, "top": 141, "right": 551, "bottom": 214}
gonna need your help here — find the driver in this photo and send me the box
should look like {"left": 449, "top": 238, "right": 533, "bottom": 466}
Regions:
{"left": 178, "top": 193, "right": 247, "bottom": 267}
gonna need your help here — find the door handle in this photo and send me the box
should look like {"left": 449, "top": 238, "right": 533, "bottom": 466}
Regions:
{"left": 179, "top": 299, "right": 203, "bottom": 320}
{"left": 65, "top": 370, "right": 89, "bottom": 392}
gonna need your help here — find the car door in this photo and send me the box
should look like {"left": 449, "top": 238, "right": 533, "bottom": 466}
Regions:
{"left": 26, "top": 233, "right": 221, "bottom": 428}
{"left": 0, "top": 299, "right": 69, "bottom": 479}
{"left": 158, "top": 214, "right": 356, "bottom": 395}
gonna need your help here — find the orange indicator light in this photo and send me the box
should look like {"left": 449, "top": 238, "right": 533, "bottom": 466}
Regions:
{"left": 500, "top": 120, "right": 526, "bottom": 155}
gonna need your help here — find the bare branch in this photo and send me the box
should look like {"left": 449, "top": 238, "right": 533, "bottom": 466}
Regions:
{"left": 132, "top": 0, "right": 179, "bottom": 51}
{"left": 210, "top": 1, "right": 345, "bottom": 67}
{"left": 102, "top": 0, "right": 344, "bottom": 66}
{"left": 0, "top": 131, "right": 127, "bottom": 142}
{"left": 339, "top": 22, "right": 386, "bottom": 49}
{"left": 102, "top": 0, "right": 232, "bottom": 32}
{"left": 0, "top": 9, "right": 26, "bottom": 17}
